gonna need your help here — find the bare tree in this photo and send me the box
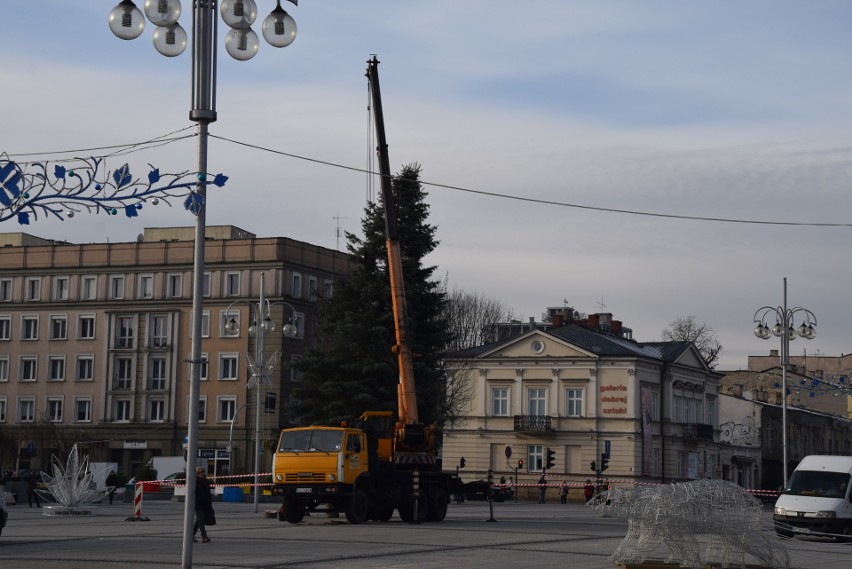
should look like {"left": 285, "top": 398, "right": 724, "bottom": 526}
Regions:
{"left": 442, "top": 286, "right": 515, "bottom": 353}
{"left": 661, "top": 315, "right": 723, "bottom": 369}
{"left": 439, "top": 286, "right": 515, "bottom": 426}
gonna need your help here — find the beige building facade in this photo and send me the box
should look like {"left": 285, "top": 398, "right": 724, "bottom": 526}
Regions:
{"left": 0, "top": 226, "right": 352, "bottom": 478}
{"left": 443, "top": 313, "right": 722, "bottom": 500}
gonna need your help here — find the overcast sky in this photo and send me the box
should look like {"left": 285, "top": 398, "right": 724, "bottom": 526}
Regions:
{"left": 3, "top": 1, "right": 852, "bottom": 370}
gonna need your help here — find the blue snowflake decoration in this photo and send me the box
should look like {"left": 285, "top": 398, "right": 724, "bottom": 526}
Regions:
{"left": 0, "top": 154, "right": 227, "bottom": 225}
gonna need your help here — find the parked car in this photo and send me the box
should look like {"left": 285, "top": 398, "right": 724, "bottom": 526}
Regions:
{"left": 462, "top": 479, "right": 514, "bottom": 502}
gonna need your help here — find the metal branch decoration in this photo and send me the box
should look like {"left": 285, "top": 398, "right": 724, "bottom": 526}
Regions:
{"left": 0, "top": 154, "right": 228, "bottom": 225}
{"left": 40, "top": 444, "right": 109, "bottom": 515}
{"left": 590, "top": 479, "right": 790, "bottom": 569}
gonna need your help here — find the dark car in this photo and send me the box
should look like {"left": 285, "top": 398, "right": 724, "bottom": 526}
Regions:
{"left": 462, "top": 479, "right": 514, "bottom": 502}
{"left": 0, "top": 490, "right": 8, "bottom": 536}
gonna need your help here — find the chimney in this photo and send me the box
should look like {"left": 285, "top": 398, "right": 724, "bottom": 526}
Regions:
{"left": 552, "top": 313, "right": 564, "bottom": 328}
{"left": 732, "top": 384, "right": 743, "bottom": 397}
{"left": 770, "top": 349, "right": 779, "bottom": 357}
{"left": 611, "top": 320, "right": 622, "bottom": 335}
{"left": 587, "top": 314, "right": 600, "bottom": 329}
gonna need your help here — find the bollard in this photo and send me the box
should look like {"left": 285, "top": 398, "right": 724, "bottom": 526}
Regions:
{"left": 125, "top": 482, "right": 150, "bottom": 521}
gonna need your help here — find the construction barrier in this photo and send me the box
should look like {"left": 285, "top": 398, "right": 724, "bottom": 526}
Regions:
{"left": 125, "top": 482, "right": 150, "bottom": 521}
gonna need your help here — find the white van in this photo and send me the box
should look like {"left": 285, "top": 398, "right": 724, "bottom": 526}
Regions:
{"left": 773, "top": 455, "right": 852, "bottom": 540}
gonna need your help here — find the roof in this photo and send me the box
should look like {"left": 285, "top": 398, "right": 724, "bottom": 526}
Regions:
{"left": 449, "top": 324, "right": 695, "bottom": 364}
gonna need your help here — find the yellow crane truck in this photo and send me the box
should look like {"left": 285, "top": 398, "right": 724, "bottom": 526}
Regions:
{"left": 271, "top": 57, "right": 469, "bottom": 524}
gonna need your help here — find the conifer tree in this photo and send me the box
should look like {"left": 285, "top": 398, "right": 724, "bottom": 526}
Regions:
{"left": 289, "top": 164, "right": 448, "bottom": 426}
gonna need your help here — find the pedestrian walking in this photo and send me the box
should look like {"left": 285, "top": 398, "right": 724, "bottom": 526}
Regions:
{"left": 27, "top": 471, "right": 41, "bottom": 507}
{"left": 538, "top": 474, "right": 547, "bottom": 504}
{"left": 193, "top": 467, "right": 213, "bottom": 543}
{"left": 560, "top": 481, "right": 569, "bottom": 504}
{"left": 584, "top": 479, "right": 595, "bottom": 503}
{"left": 106, "top": 470, "right": 119, "bottom": 505}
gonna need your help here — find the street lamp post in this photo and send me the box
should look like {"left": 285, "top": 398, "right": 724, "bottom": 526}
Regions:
{"left": 109, "top": 2, "right": 299, "bottom": 567}
{"left": 753, "top": 277, "right": 817, "bottom": 488}
{"left": 225, "top": 272, "right": 298, "bottom": 513}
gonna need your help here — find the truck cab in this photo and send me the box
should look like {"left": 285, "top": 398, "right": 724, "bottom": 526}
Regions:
{"left": 774, "top": 455, "right": 852, "bottom": 540}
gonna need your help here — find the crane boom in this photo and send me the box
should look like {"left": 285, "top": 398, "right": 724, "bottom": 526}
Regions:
{"left": 366, "top": 55, "right": 419, "bottom": 426}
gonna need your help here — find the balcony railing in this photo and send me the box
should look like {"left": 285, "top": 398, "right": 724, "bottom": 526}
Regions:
{"left": 513, "top": 415, "right": 552, "bottom": 433}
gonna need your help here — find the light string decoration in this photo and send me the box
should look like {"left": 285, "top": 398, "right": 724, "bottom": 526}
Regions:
{"left": 0, "top": 154, "right": 227, "bottom": 225}
{"left": 39, "top": 444, "right": 110, "bottom": 515}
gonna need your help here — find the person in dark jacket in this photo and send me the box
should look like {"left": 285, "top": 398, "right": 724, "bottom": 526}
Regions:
{"left": 27, "top": 471, "right": 42, "bottom": 508}
{"left": 193, "top": 467, "right": 212, "bottom": 543}
{"left": 105, "top": 470, "right": 119, "bottom": 505}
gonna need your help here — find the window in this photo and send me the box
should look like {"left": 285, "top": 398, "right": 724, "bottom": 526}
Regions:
{"left": 527, "top": 444, "right": 544, "bottom": 472}
{"left": 226, "top": 272, "right": 240, "bottom": 296}
{"left": 528, "top": 388, "right": 547, "bottom": 416}
{"left": 148, "top": 399, "right": 165, "bottom": 422}
{"left": 74, "top": 398, "right": 92, "bottom": 422}
{"left": 202, "top": 272, "right": 211, "bottom": 297}
{"left": 491, "top": 387, "right": 509, "bottom": 416}
{"left": 22, "top": 315, "right": 39, "bottom": 340}
{"left": 308, "top": 276, "right": 318, "bottom": 301}
{"left": 47, "top": 397, "right": 63, "bottom": 422}
{"left": 217, "top": 396, "right": 237, "bottom": 422}
{"left": 190, "top": 395, "right": 208, "bottom": 423}
{"left": 187, "top": 353, "right": 209, "bottom": 381}
{"left": 78, "top": 314, "right": 95, "bottom": 339}
{"left": 76, "top": 355, "right": 94, "bottom": 381}
{"left": 0, "top": 397, "right": 6, "bottom": 422}
{"left": 50, "top": 315, "right": 68, "bottom": 340}
{"left": 48, "top": 356, "right": 65, "bottom": 382}
{"left": 221, "top": 312, "right": 239, "bottom": 337}
{"left": 292, "top": 272, "right": 302, "bottom": 298}
{"left": 0, "top": 356, "right": 8, "bottom": 382}
{"left": 81, "top": 275, "right": 97, "bottom": 300}
{"left": 114, "top": 357, "right": 133, "bottom": 389}
{"left": 219, "top": 354, "right": 238, "bottom": 381}
{"left": 149, "top": 357, "right": 167, "bottom": 390}
{"left": 289, "top": 354, "right": 302, "bottom": 382}
{"left": 0, "top": 315, "right": 10, "bottom": 340}
{"left": 139, "top": 274, "right": 154, "bottom": 299}
{"left": 706, "top": 397, "right": 716, "bottom": 425}
{"left": 53, "top": 276, "right": 69, "bottom": 300}
{"left": 167, "top": 273, "right": 183, "bottom": 297}
{"left": 684, "top": 398, "right": 692, "bottom": 423}
{"left": 109, "top": 274, "right": 125, "bottom": 300}
{"left": 25, "top": 277, "right": 41, "bottom": 301}
{"left": 17, "top": 397, "right": 35, "bottom": 422}
{"left": 201, "top": 311, "right": 210, "bottom": 338}
{"left": 20, "top": 356, "right": 37, "bottom": 382}
{"left": 0, "top": 278, "right": 11, "bottom": 301}
{"left": 116, "top": 315, "right": 134, "bottom": 348}
{"left": 565, "top": 388, "right": 584, "bottom": 417}
{"left": 323, "top": 279, "right": 333, "bottom": 298}
{"left": 114, "top": 399, "right": 131, "bottom": 422}
{"left": 673, "top": 395, "right": 682, "bottom": 423}
{"left": 650, "top": 391, "right": 659, "bottom": 421}
{"left": 149, "top": 314, "right": 168, "bottom": 347}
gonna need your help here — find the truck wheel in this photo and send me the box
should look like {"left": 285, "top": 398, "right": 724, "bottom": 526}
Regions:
{"left": 425, "top": 488, "right": 448, "bottom": 522}
{"left": 345, "top": 489, "right": 369, "bottom": 524}
{"left": 283, "top": 496, "right": 305, "bottom": 524}
{"left": 398, "top": 495, "right": 428, "bottom": 523}
{"left": 369, "top": 500, "right": 394, "bottom": 522}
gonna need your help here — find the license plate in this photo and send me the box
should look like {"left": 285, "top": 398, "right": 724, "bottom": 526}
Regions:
{"left": 296, "top": 487, "right": 312, "bottom": 493}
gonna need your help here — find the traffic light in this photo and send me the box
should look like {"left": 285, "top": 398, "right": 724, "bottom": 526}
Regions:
{"left": 600, "top": 453, "right": 609, "bottom": 472}
{"left": 545, "top": 448, "right": 555, "bottom": 470}
{"left": 590, "top": 460, "right": 597, "bottom": 472}
{"left": 517, "top": 459, "right": 524, "bottom": 470}
{"left": 459, "top": 457, "right": 466, "bottom": 469}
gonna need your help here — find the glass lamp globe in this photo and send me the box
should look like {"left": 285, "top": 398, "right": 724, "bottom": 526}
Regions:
{"left": 225, "top": 28, "right": 260, "bottom": 60}
{"left": 153, "top": 23, "right": 187, "bottom": 57}
{"left": 262, "top": 3, "right": 297, "bottom": 48}
{"left": 109, "top": 0, "right": 146, "bottom": 40}
{"left": 225, "top": 317, "right": 238, "bottom": 335}
{"left": 787, "top": 326, "right": 797, "bottom": 340}
{"left": 220, "top": 0, "right": 257, "bottom": 29}
{"left": 283, "top": 320, "right": 298, "bottom": 338}
{"left": 144, "top": 0, "right": 181, "bottom": 26}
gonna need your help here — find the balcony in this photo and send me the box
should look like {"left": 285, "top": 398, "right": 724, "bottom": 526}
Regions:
{"left": 682, "top": 422, "right": 714, "bottom": 441}
{"left": 513, "top": 415, "right": 552, "bottom": 433}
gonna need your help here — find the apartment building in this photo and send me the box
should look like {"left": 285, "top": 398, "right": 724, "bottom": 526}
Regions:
{"left": 0, "top": 226, "right": 352, "bottom": 478}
